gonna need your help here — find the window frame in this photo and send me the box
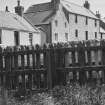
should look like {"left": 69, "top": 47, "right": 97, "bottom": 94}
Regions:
{"left": 95, "top": 32, "right": 97, "bottom": 39}
{"left": 85, "top": 31, "right": 88, "bottom": 40}
{"left": 65, "top": 22, "right": 67, "bottom": 28}
{"left": 29, "top": 33, "right": 33, "bottom": 46}
{"left": 95, "top": 19, "right": 97, "bottom": 27}
{"left": 75, "top": 29, "right": 78, "bottom": 38}
{"left": 86, "top": 17, "right": 88, "bottom": 25}
{"left": 55, "top": 20, "right": 58, "bottom": 27}
{"left": 55, "top": 33, "right": 58, "bottom": 41}
{"left": 0, "top": 29, "right": 2, "bottom": 44}
{"left": 75, "top": 14, "right": 78, "bottom": 23}
{"left": 65, "top": 33, "right": 68, "bottom": 41}
{"left": 14, "top": 31, "right": 20, "bottom": 46}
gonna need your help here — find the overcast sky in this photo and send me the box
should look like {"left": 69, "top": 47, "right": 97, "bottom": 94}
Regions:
{"left": 0, "top": 0, "right": 105, "bottom": 17}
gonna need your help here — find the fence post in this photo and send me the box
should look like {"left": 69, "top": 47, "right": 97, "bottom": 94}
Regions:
{"left": 46, "top": 49, "right": 52, "bottom": 89}
{"left": 72, "top": 51, "right": 75, "bottom": 66}
{"left": 21, "top": 53, "right": 24, "bottom": 70}
{"left": 102, "top": 48, "right": 105, "bottom": 65}
{"left": 87, "top": 50, "right": 91, "bottom": 66}
{"left": 78, "top": 48, "right": 85, "bottom": 66}
{"left": 36, "top": 52, "right": 40, "bottom": 69}
{"left": 46, "top": 47, "right": 57, "bottom": 89}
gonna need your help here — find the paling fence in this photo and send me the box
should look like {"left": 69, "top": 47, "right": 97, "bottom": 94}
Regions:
{"left": 0, "top": 40, "right": 105, "bottom": 90}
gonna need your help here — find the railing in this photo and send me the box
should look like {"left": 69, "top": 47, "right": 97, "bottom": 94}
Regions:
{"left": 0, "top": 40, "right": 105, "bottom": 90}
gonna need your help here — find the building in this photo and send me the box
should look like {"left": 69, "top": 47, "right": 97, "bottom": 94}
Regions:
{"left": 99, "top": 18, "right": 105, "bottom": 39}
{"left": 24, "top": 0, "right": 100, "bottom": 44}
{"left": 0, "top": 2, "right": 41, "bottom": 47}
{"left": 95, "top": 11, "right": 105, "bottom": 40}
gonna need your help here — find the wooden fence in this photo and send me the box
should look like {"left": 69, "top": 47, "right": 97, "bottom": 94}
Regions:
{"left": 0, "top": 40, "right": 105, "bottom": 90}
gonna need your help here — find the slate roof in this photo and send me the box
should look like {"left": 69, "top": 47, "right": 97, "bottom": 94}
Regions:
{"left": 26, "top": 2, "right": 53, "bottom": 13}
{"left": 61, "top": 0, "right": 98, "bottom": 19}
{"left": 100, "top": 27, "right": 105, "bottom": 33}
{"left": 24, "top": 0, "right": 98, "bottom": 26}
{"left": 0, "top": 11, "right": 39, "bottom": 33}
{"left": 24, "top": 10, "right": 55, "bottom": 25}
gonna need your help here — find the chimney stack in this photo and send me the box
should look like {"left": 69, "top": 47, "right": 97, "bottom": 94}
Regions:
{"left": 96, "top": 11, "right": 101, "bottom": 18}
{"left": 15, "top": 0, "right": 24, "bottom": 16}
{"left": 51, "top": 0, "right": 60, "bottom": 10}
{"left": 84, "top": 1, "right": 90, "bottom": 9}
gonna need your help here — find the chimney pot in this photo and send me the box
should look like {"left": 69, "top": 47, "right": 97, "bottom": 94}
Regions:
{"left": 84, "top": 1, "right": 90, "bottom": 9}
{"left": 18, "top": 0, "right": 20, "bottom": 6}
{"left": 96, "top": 10, "right": 101, "bottom": 18}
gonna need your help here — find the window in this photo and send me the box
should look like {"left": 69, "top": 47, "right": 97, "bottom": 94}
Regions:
{"left": 29, "top": 33, "right": 33, "bottom": 45}
{"left": 0, "top": 29, "right": 2, "bottom": 44}
{"left": 65, "top": 22, "right": 67, "bottom": 28}
{"left": 55, "top": 20, "right": 58, "bottom": 26}
{"left": 75, "top": 30, "right": 78, "bottom": 37}
{"left": 14, "top": 31, "right": 19, "bottom": 46}
{"left": 95, "top": 32, "right": 97, "bottom": 39}
{"left": 75, "top": 15, "right": 78, "bottom": 23}
{"left": 101, "top": 33, "right": 103, "bottom": 39}
{"left": 85, "top": 31, "right": 88, "bottom": 40}
{"left": 65, "top": 33, "right": 68, "bottom": 41}
{"left": 86, "top": 17, "right": 88, "bottom": 25}
{"left": 55, "top": 33, "right": 58, "bottom": 41}
{"left": 95, "top": 19, "right": 97, "bottom": 27}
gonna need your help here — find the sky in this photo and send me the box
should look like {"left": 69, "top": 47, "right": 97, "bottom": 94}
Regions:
{"left": 0, "top": 0, "right": 105, "bottom": 17}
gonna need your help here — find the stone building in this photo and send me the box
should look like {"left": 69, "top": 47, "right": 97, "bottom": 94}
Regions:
{"left": 24, "top": 0, "right": 100, "bottom": 44}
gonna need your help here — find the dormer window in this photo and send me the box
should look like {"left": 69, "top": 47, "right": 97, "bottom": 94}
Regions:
{"left": 55, "top": 20, "right": 58, "bottom": 26}
{"left": 75, "top": 15, "right": 78, "bottom": 23}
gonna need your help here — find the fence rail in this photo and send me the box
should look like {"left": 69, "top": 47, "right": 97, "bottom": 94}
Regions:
{"left": 0, "top": 40, "right": 105, "bottom": 90}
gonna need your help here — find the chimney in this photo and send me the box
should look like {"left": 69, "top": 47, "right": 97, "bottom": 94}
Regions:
{"left": 15, "top": 0, "right": 24, "bottom": 16}
{"left": 96, "top": 11, "right": 101, "bottom": 18}
{"left": 51, "top": 0, "right": 60, "bottom": 9}
{"left": 5, "top": 6, "right": 9, "bottom": 12}
{"left": 84, "top": 1, "right": 90, "bottom": 9}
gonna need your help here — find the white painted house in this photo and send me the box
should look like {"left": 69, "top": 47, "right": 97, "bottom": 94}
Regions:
{"left": 0, "top": 1, "right": 42, "bottom": 47}
{"left": 24, "top": 0, "right": 100, "bottom": 44}
{"left": 0, "top": 11, "right": 41, "bottom": 47}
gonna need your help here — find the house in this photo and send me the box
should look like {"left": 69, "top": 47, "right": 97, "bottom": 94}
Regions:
{"left": 0, "top": 1, "right": 42, "bottom": 47}
{"left": 100, "top": 27, "right": 105, "bottom": 39}
{"left": 95, "top": 11, "right": 105, "bottom": 40}
{"left": 24, "top": 0, "right": 100, "bottom": 44}
{"left": 99, "top": 18, "right": 105, "bottom": 39}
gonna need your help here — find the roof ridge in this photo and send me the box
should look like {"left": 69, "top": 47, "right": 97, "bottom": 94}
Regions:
{"left": 61, "top": 0, "right": 84, "bottom": 8}
{"left": 31, "top": 2, "right": 51, "bottom": 7}
{"left": 24, "top": 9, "right": 53, "bottom": 14}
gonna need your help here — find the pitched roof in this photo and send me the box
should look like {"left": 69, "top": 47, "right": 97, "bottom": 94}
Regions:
{"left": 24, "top": 10, "right": 55, "bottom": 25}
{"left": 24, "top": 0, "right": 98, "bottom": 26}
{"left": 100, "top": 18, "right": 105, "bottom": 32}
{"left": 100, "top": 27, "right": 105, "bottom": 33}
{"left": 26, "top": 2, "right": 53, "bottom": 13}
{"left": 61, "top": 0, "right": 98, "bottom": 19}
{"left": 0, "top": 11, "right": 39, "bottom": 33}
